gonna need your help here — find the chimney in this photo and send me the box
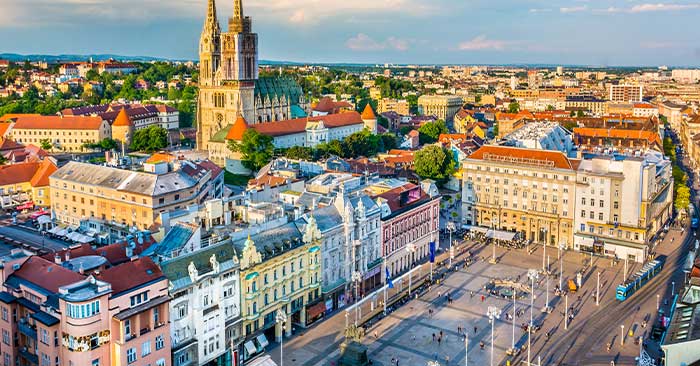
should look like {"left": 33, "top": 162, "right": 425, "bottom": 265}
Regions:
{"left": 64, "top": 251, "right": 70, "bottom": 262}
{"left": 54, "top": 254, "right": 61, "bottom": 265}
{"left": 125, "top": 246, "right": 133, "bottom": 258}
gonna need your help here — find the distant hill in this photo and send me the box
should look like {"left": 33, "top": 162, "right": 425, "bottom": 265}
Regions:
{"left": 0, "top": 53, "right": 183, "bottom": 63}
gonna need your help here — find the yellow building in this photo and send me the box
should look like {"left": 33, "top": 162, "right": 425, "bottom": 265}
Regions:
{"left": 236, "top": 219, "right": 321, "bottom": 363}
{"left": 49, "top": 161, "right": 223, "bottom": 230}
{"left": 418, "top": 95, "right": 463, "bottom": 122}
{"left": 10, "top": 115, "right": 111, "bottom": 152}
{"left": 461, "top": 145, "right": 577, "bottom": 246}
{"left": 0, "top": 160, "right": 57, "bottom": 208}
{"left": 454, "top": 110, "right": 486, "bottom": 138}
{"left": 378, "top": 98, "right": 410, "bottom": 115}
{"left": 111, "top": 108, "right": 133, "bottom": 147}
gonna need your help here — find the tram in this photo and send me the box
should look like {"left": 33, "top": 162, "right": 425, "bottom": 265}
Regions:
{"left": 615, "top": 257, "right": 665, "bottom": 301}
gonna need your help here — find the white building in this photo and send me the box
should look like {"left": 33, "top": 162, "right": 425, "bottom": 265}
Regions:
{"left": 157, "top": 239, "right": 243, "bottom": 366}
{"left": 501, "top": 121, "right": 575, "bottom": 157}
{"left": 573, "top": 152, "right": 673, "bottom": 263}
{"left": 608, "top": 84, "right": 643, "bottom": 103}
{"left": 672, "top": 69, "right": 700, "bottom": 84}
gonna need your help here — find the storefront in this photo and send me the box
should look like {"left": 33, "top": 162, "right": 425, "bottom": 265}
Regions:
{"left": 305, "top": 301, "right": 326, "bottom": 326}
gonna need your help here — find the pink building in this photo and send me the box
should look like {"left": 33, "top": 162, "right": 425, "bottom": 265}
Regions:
{"left": 374, "top": 181, "right": 440, "bottom": 277}
{"left": 0, "top": 243, "right": 171, "bottom": 366}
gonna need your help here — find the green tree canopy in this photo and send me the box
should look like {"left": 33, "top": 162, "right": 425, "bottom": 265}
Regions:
{"left": 675, "top": 185, "right": 691, "bottom": 212}
{"left": 130, "top": 125, "right": 168, "bottom": 152}
{"left": 414, "top": 145, "right": 455, "bottom": 185}
{"left": 227, "top": 129, "right": 274, "bottom": 172}
{"left": 418, "top": 119, "right": 448, "bottom": 144}
{"left": 507, "top": 101, "right": 520, "bottom": 113}
{"left": 39, "top": 139, "right": 52, "bottom": 151}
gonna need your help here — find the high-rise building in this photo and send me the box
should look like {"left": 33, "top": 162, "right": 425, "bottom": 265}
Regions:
{"left": 608, "top": 84, "right": 643, "bottom": 103}
{"left": 417, "top": 95, "right": 463, "bottom": 123}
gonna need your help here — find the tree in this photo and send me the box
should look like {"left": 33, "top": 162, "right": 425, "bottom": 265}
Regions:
{"left": 39, "top": 139, "right": 52, "bottom": 152}
{"left": 131, "top": 125, "right": 168, "bottom": 152}
{"left": 546, "top": 105, "right": 555, "bottom": 111}
{"left": 344, "top": 129, "right": 379, "bottom": 158}
{"left": 380, "top": 133, "right": 398, "bottom": 151}
{"left": 227, "top": 129, "right": 274, "bottom": 172}
{"left": 675, "top": 185, "right": 691, "bottom": 212}
{"left": 414, "top": 145, "right": 455, "bottom": 185}
{"left": 576, "top": 110, "right": 585, "bottom": 118}
{"left": 284, "top": 146, "right": 313, "bottom": 161}
{"left": 418, "top": 119, "right": 448, "bottom": 144}
{"left": 507, "top": 101, "right": 520, "bottom": 113}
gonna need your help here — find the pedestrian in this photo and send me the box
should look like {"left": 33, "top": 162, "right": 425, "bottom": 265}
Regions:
{"left": 412, "top": 335, "right": 417, "bottom": 343}
{"left": 396, "top": 359, "right": 399, "bottom": 366}
{"left": 440, "top": 330, "right": 443, "bottom": 339}
{"left": 438, "top": 337, "right": 442, "bottom": 346}
{"left": 391, "top": 357, "right": 395, "bottom": 365}
{"left": 374, "top": 331, "right": 378, "bottom": 339}
{"left": 474, "top": 326, "right": 478, "bottom": 334}
{"left": 481, "top": 295, "right": 485, "bottom": 302}
{"left": 432, "top": 333, "right": 436, "bottom": 342}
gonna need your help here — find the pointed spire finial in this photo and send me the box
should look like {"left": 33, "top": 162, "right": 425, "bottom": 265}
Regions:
{"left": 234, "top": 0, "right": 243, "bottom": 20}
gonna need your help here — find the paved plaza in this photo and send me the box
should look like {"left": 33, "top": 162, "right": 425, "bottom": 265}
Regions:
{"left": 267, "top": 233, "right": 667, "bottom": 366}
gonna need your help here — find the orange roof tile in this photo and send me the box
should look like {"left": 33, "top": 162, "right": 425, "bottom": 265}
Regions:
{"left": 573, "top": 127, "right": 662, "bottom": 145}
{"left": 145, "top": 152, "right": 177, "bottom": 164}
{"left": 361, "top": 104, "right": 376, "bottom": 120}
{"left": 0, "top": 114, "right": 39, "bottom": 123}
{"left": 0, "top": 123, "right": 11, "bottom": 138}
{"left": 29, "top": 160, "right": 57, "bottom": 187}
{"left": 13, "top": 256, "right": 85, "bottom": 293}
{"left": 226, "top": 115, "right": 248, "bottom": 141}
{"left": 13, "top": 115, "right": 104, "bottom": 130}
{"left": 112, "top": 108, "right": 132, "bottom": 127}
{"left": 468, "top": 145, "right": 574, "bottom": 170}
{"left": 0, "top": 162, "right": 44, "bottom": 186}
{"left": 251, "top": 112, "right": 363, "bottom": 137}
{"left": 95, "top": 257, "right": 163, "bottom": 295}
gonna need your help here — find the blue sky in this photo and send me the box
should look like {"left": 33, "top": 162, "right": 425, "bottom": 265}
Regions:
{"left": 2, "top": 0, "right": 700, "bottom": 66}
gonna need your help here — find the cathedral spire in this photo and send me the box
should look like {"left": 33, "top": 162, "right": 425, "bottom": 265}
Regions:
{"left": 230, "top": 0, "right": 245, "bottom": 32}
{"left": 233, "top": 0, "right": 243, "bottom": 20}
{"left": 203, "top": 0, "right": 221, "bottom": 32}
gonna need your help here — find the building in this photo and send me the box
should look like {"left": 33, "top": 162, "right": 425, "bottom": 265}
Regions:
{"left": 10, "top": 115, "right": 111, "bottom": 152}
{"left": 417, "top": 95, "right": 463, "bottom": 123}
{"left": 573, "top": 152, "right": 672, "bottom": 262}
{"left": 671, "top": 69, "right": 700, "bottom": 83}
{"left": 50, "top": 160, "right": 224, "bottom": 232}
{"left": 658, "top": 100, "right": 688, "bottom": 130}
{"left": 157, "top": 239, "right": 243, "bottom": 366}
{"left": 633, "top": 103, "right": 659, "bottom": 118}
{"left": 197, "top": 0, "right": 308, "bottom": 150}
{"left": 0, "top": 248, "right": 171, "bottom": 366}
{"left": 111, "top": 109, "right": 134, "bottom": 147}
{"left": 0, "top": 160, "right": 57, "bottom": 209}
{"left": 234, "top": 222, "right": 322, "bottom": 363}
{"left": 378, "top": 98, "right": 410, "bottom": 116}
{"left": 572, "top": 127, "right": 663, "bottom": 153}
{"left": 461, "top": 145, "right": 577, "bottom": 247}
{"left": 501, "top": 121, "right": 575, "bottom": 157}
{"left": 373, "top": 181, "right": 440, "bottom": 277}
{"left": 608, "top": 84, "right": 643, "bottom": 103}
{"left": 495, "top": 111, "right": 534, "bottom": 138}
{"left": 565, "top": 96, "right": 609, "bottom": 116}
{"left": 63, "top": 103, "right": 180, "bottom": 130}
{"left": 661, "top": 279, "right": 700, "bottom": 366}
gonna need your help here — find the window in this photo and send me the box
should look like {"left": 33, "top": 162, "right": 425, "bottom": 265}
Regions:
{"left": 142, "top": 341, "right": 151, "bottom": 357}
{"left": 91, "top": 360, "right": 99, "bottom": 366}
{"left": 153, "top": 307, "right": 160, "bottom": 325}
{"left": 126, "top": 348, "right": 137, "bottom": 364}
{"left": 580, "top": 224, "right": 585, "bottom": 231}
{"left": 1, "top": 307, "right": 7, "bottom": 321}
{"left": 66, "top": 301, "right": 100, "bottom": 319}
{"left": 130, "top": 292, "right": 148, "bottom": 307}
{"left": 156, "top": 359, "right": 166, "bottom": 366}
{"left": 40, "top": 328, "right": 49, "bottom": 345}
{"left": 613, "top": 201, "right": 619, "bottom": 209}
{"left": 598, "top": 213, "right": 603, "bottom": 220}
{"left": 2, "top": 329, "right": 10, "bottom": 345}
{"left": 155, "top": 335, "right": 164, "bottom": 350}
{"left": 124, "top": 319, "right": 131, "bottom": 337}
{"left": 177, "top": 305, "right": 187, "bottom": 319}
{"left": 599, "top": 200, "right": 604, "bottom": 208}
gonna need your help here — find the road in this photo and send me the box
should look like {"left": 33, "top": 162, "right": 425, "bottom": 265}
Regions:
{"left": 0, "top": 225, "right": 69, "bottom": 253}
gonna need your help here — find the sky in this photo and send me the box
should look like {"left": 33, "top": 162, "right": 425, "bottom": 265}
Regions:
{"left": 1, "top": 0, "right": 700, "bottom": 66}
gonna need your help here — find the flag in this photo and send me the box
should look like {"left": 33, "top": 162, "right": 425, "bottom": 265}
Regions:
{"left": 429, "top": 241, "right": 436, "bottom": 263}
{"left": 385, "top": 267, "right": 394, "bottom": 289}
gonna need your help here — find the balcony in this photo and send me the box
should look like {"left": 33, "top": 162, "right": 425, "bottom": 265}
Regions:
{"left": 18, "top": 347, "right": 38, "bottom": 365}
{"left": 18, "top": 321, "right": 37, "bottom": 340}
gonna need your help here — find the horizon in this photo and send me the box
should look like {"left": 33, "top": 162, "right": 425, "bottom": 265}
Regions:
{"left": 2, "top": 0, "right": 700, "bottom": 66}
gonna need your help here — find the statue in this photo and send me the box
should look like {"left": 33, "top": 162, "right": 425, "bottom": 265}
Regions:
{"left": 210, "top": 253, "right": 220, "bottom": 273}
{"left": 338, "top": 324, "right": 373, "bottom": 366}
{"left": 188, "top": 261, "right": 198, "bottom": 281}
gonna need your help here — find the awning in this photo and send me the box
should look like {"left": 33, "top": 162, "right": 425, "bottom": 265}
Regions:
{"left": 486, "top": 229, "right": 517, "bottom": 241}
{"left": 55, "top": 229, "right": 67, "bottom": 237}
{"left": 47, "top": 226, "right": 60, "bottom": 235}
{"left": 36, "top": 215, "right": 51, "bottom": 225}
{"left": 243, "top": 340, "right": 257, "bottom": 355}
{"left": 256, "top": 334, "right": 269, "bottom": 349}
{"left": 246, "top": 355, "right": 278, "bottom": 366}
{"left": 306, "top": 302, "right": 326, "bottom": 319}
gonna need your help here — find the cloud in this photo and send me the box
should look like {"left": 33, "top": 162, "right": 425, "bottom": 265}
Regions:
{"left": 630, "top": 3, "right": 700, "bottom": 12}
{"left": 560, "top": 5, "right": 588, "bottom": 13}
{"left": 529, "top": 8, "right": 552, "bottom": 13}
{"left": 288, "top": 9, "right": 305, "bottom": 24}
{"left": 345, "top": 33, "right": 411, "bottom": 52}
{"left": 458, "top": 35, "right": 511, "bottom": 51}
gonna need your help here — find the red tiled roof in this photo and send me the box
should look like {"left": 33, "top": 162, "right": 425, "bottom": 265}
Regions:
{"left": 0, "top": 162, "right": 45, "bottom": 186}
{"left": 573, "top": 127, "right": 662, "bottom": 145}
{"left": 226, "top": 116, "right": 248, "bottom": 141}
{"left": 248, "top": 174, "right": 289, "bottom": 189}
{"left": 0, "top": 114, "right": 39, "bottom": 123}
{"left": 14, "top": 115, "right": 104, "bottom": 130}
{"left": 45, "top": 237, "right": 156, "bottom": 267}
{"left": 196, "top": 159, "right": 223, "bottom": 179}
{"left": 251, "top": 112, "right": 363, "bottom": 137}
{"left": 0, "top": 123, "right": 12, "bottom": 137}
{"left": 438, "top": 134, "right": 468, "bottom": 143}
{"left": 145, "top": 152, "right": 177, "bottom": 164}
{"left": 112, "top": 108, "right": 132, "bottom": 127}
{"left": 13, "top": 257, "right": 85, "bottom": 293}
{"left": 361, "top": 104, "right": 376, "bottom": 120}
{"left": 375, "top": 183, "right": 429, "bottom": 213}
{"left": 95, "top": 257, "right": 163, "bottom": 295}
{"left": 468, "top": 145, "right": 574, "bottom": 170}
{"left": 29, "top": 160, "right": 57, "bottom": 187}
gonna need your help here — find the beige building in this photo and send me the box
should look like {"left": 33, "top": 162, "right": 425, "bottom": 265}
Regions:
{"left": 461, "top": 145, "right": 577, "bottom": 246}
{"left": 10, "top": 115, "right": 111, "bottom": 152}
{"left": 418, "top": 95, "right": 463, "bottom": 122}
{"left": 378, "top": 98, "right": 410, "bottom": 115}
{"left": 49, "top": 161, "right": 223, "bottom": 231}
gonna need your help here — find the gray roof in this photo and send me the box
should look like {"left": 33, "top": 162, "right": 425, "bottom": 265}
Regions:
{"left": 234, "top": 222, "right": 305, "bottom": 262}
{"left": 160, "top": 239, "right": 239, "bottom": 291}
{"left": 349, "top": 194, "right": 380, "bottom": 214}
{"left": 296, "top": 206, "right": 343, "bottom": 233}
{"left": 51, "top": 161, "right": 199, "bottom": 196}
{"left": 143, "top": 223, "right": 196, "bottom": 258}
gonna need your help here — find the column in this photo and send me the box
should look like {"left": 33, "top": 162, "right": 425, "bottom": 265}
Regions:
{"left": 300, "top": 305, "right": 307, "bottom": 327}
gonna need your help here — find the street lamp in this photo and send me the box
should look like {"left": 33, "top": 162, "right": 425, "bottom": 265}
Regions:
{"left": 487, "top": 306, "right": 502, "bottom": 366}
{"left": 559, "top": 242, "right": 566, "bottom": 291}
{"left": 542, "top": 269, "right": 551, "bottom": 313}
{"left": 656, "top": 294, "right": 660, "bottom": 311}
{"left": 352, "top": 271, "right": 362, "bottom": 326}
{"left": 527, "top": 269, "right": 539, "bottom": 366}
{"left": 465, "top": 334, "right": 468, "bottom": 366}
{"left": 447, "top": 221, "right": 455, "bottom": 268}
{"left": 596, "top": 271, "right": 600, "bottom": 306}
{"left": 672, "top": 281, "right": 676, "bottom": 296}
{"left": 542, "top": 230, "right": 547, "bottom": 272}
{"left": 564, "top": 294, "right": 569, "bottom": 331}
{"left": 406, "top": 243, "right": 416, "bottom": 296}
{"left": 509, "top": 290, "right": 517, "bottom": 354}
{"left": 276, "top": 311, "right": 287, "bottom": 366}
{"left": 620, "top": 324, "right": 625, "bottom": 346}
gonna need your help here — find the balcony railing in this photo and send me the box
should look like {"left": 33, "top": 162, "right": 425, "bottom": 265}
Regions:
{"left": 18, "top": 322, "right": 37, "bottom": 340}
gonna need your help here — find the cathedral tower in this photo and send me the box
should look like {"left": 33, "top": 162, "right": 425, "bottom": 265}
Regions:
{"left": 197, "top": 0, "right": 258, "bottom": 150}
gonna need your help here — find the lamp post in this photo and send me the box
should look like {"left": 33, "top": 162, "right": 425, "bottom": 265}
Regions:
{"left": 352, "top": 271, "right": 362, "bottom": 326}
{"left": 276, "top": 311, "right": 287, "bottom": 366}
{"left": 527, "top": 269, "right": 539, "bottom": 366}
{"left": 620, "top": 325, "right": 625, "bottom": 346}
{"left": 407, "top": 243, "right": 416, "bottom": 296}
{"left": 564, "top": 294, "right": 568, "bottom": 330}
{"left": 464, "top": 334, "right": 468, "bottom": 366}
{"left": 487, "top": 306, "right": 502, "bottom": 366}
{"left": 447, "top": 221, "right": 455, "bottom": 268}
{"left": 559, "top": 242, "right": 566, "bottom": 291}
{"left": 656, "top": 294, "right": 660, "bottom": 311}
{"left": 596, "top": 271, "right": 600, "bottom": 306}
{"left": 543, "top": 269, "right": 551, "bottom": 313}
{"left": 542, "top": 230, "right": 547, "bottom": 272}
{"left": 510, "top": 290, "right": 516, "bottom": 354}
{"left": 672, "top": 281, "right": 676, "bottom": 296}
